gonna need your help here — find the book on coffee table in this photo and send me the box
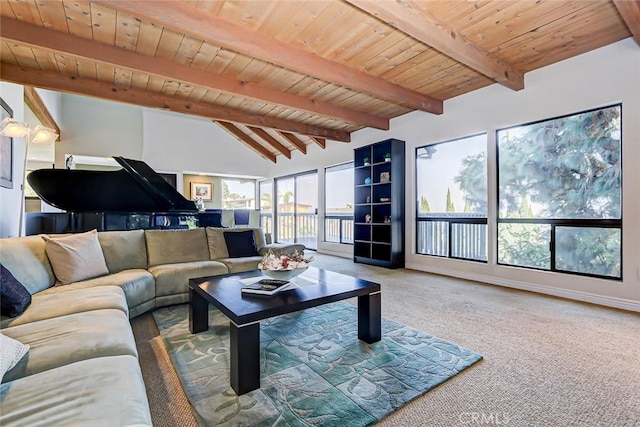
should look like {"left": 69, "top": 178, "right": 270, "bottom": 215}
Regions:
{"left": 241, "top": 279, "right": 292, "bottom": 296}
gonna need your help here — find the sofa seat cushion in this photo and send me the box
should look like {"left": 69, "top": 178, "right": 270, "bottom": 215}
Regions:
{"left": 218, "top": 256, "right": 262, "bottom": 274}
{"left": 36, "top": 269, "right": 155, "bottom": 315}
{"left": 0, "top": 355, "right": 152, "bottom": 427}
{"left": 148, "top": 260, "right": 228, "bottom": 297}
{"left": 145, "top": 228, "right": 210, "bottom": 267}
{"left": 1, "top": 286, "right": 128, "bottom": 329}
{"left": 1, "top": 309, "right": 137, "bottom": 383}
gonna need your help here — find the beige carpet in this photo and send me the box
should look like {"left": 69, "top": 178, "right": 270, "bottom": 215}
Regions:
{"left": 132, "top": 253, "right": 640, "bottom": 427}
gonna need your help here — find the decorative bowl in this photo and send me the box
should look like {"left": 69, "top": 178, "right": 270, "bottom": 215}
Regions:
{"left": 261, "top": 267, "right": 307, "bottom": 281}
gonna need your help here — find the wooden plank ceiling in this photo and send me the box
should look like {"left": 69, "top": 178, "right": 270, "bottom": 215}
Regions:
{"left": 0, "top": 0, "right": 635, "bottom": 163}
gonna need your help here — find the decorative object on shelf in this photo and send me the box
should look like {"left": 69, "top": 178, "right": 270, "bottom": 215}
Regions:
{"left": 384, "top": 216, "right": 391, "bottom": 223}
{"left": 384, "top": 153, "right": 392, "bottom": 162}
{"left": 366, "top": 196, "right": 370, "bottom": 203}
{"left": 365, "top": 214, "right": 371, "bottom": 223}
{"left": 363, "top": 157, "right": 370, "bottom": 166}
{"left": 380, "top": 197, "right": 390, "bottom": 202}
{"left": 258, "top": 250, "right": 313, "bottom": 281}
{"left": 190, "top": 182, "right": 212, "bottom": 201}
{"left": 364, "top": 177, "right": 372, "bottom": 185}
{"left": 65, "top": 155, "right": 75, "bottom": 170}
{"left": 380, "top": 172, "right": 390, "bottom": 183}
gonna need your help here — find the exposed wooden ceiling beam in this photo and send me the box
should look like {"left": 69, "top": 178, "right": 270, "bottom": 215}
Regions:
{"left": 246, "top": 126, "right": 292, "bottom": 159}
{"left": 345, "top": 0, "right": 524, "bottom": 91}
{"left": 310, "top": 137, "right": 326, "bottom": 149}
{"left": 1, "top": 64, "right": 351, "bottom": 142}
{"left": 278, "top": 132, "right": 308, "bottom": 155}
{"left": 613, "top": 0, "right": 640, "bottom": 46}
{"left": 0, "top": 17, "right": 387, "bottom": 131}
{"left": 94, "top": 0, "right": 443, "bottom": 114}
{"left": 216, "top": 121, "right": 277, "bottom": 163}
{"left": 24, "top": 86, "right": 61, "bottom": 139}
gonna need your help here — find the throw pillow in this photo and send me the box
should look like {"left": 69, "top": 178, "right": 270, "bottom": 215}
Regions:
{"left": 42, "top": 229, "right": 109, "bottom": 285}
{"left": 0, "top": 333, "right": 29, "bottom": 383}
{"left": 224, "top": 230, "right": 259, "bottom": 258}
{"left": 0, "top": 264, "right": 32, "bottom": 318}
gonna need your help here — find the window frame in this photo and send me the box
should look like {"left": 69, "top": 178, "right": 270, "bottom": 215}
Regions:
{"left": 415, "top": 133, "right": 488, "bottom": 263}
{"left": 495, "top": 104, "right": 623, "bottom": 280}
{"left": 324, "top": 161, "right": 354, "bottom": 244}
{"left": 258, "top": 179, "right": 273, "bottom": 235}
{"left": 274, "top": 169, "right": 318, "bottom": 249}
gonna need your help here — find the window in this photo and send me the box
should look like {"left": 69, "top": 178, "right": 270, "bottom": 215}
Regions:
{"left": 497, "top": 104, "right": 621, "bottom": 279}
{"left": 221, "top": 179, "right": 255, "bottom": 210}
{"left": 274, "top": 171, "right": 318, "bottom": 250}
{"left": 258, "top": 180, "right": 273, "bottom": 235}
{"left": 416, "top": 134, "right": 488, "bottom": 261}
{"left": 324, "top": 162, "right": 354, "bottom": 244}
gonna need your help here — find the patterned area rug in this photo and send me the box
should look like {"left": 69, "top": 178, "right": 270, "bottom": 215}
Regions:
{"left": 152, "top": 302, "right": 482, "bottom": 426}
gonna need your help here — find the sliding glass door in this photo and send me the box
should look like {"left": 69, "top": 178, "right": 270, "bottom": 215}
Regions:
{"left": 275, "top": 171, "right": 317, "bottom": 250}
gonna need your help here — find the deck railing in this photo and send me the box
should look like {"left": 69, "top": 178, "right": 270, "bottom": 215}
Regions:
{"left": 417, "top": 215, "right": 487, "bottom": 261}
{"left": 260, "top": 212, "right": 354, "bottom": 248}
{"left": 325, "top": 215, "right": 354, "bottom": 244}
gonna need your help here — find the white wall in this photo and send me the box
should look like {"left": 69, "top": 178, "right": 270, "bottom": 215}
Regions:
{"left": 58, "top": 95, "right": 143, "bottom": 167}
{"left": 266, "top": 38, "right": 640, "bottom": 311}
{"left": 0, "top": 86, "right": 62, "bottom": 237}
{"left": 0, "top": 83, "right": 25, "bottom": 238}
{"left": 142, "top": 109, "right": 270, "bottom": 177}
{"left": 36, "top": 88, "right": 62, "bottom": 123}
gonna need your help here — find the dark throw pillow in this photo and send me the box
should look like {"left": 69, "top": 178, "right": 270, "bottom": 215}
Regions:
{"left": 224, "top": 230, "right": 259, "bottom": 258}
{"left": 0, "top": 264, "right": 32, "bottom": 318}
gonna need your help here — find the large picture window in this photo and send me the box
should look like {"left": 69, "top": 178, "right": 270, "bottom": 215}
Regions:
{"left": 497, "top": 104, "right": 622, "bottom": 279}
{"left": 221, "top": 179, "right": 255, "bottom": 210}
{"left": 324, "top": 162, "right": 354, "bottom": 244}
{"left": 416, "top": 134, "right": 488, "bottom": 261}
{"left": 274, "top": 171, "right": 318, "bottom": 250}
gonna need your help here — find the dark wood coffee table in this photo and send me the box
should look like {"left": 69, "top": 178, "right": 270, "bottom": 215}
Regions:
{"left": 188, "top": 266, "right": 381, "bottom": 395}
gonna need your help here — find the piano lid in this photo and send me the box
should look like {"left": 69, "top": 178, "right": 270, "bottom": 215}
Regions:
{"left": 27, "top": 156, "right": 197, "bottom": 213}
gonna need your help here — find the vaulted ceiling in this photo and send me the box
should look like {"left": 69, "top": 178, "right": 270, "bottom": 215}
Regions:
{"left": 1, "top": 0, "right": 637, "bottom": 162}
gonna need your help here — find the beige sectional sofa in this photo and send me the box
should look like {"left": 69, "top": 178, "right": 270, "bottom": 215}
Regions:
{"left": 0, "top": 226, "right": 303, "bottom": 426}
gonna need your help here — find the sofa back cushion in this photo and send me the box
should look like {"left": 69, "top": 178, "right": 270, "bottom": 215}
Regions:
{"left": 145, "top": 228, "right": 210, "bottom": 267}
{"left": 0, "top": 236, "right": 56, "bottom": 294}
{"left": 206, "top": 227, "right": 266, "bottom": 260}
{"left": 98, "top": 230, "right": 148, "bottom": 273}
{"left": 43, "top": 230, "right": 110, "bottom": 285}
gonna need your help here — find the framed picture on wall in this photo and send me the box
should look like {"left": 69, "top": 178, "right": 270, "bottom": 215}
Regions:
{"left": 0, "top": 97, "right": 14, "bottom": 189}
{"left": 190, "top": 182, "right": 212, "bottom": 200}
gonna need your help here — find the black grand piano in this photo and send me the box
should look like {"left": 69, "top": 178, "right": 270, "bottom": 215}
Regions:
{"left": 25, "top": 156, "right": 202, "bottom": 235}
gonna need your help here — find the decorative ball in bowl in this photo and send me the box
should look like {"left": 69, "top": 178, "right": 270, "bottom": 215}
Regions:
{"left": 258, "top": 250, "right": 313, "bottom": 282}
{"left": 261, "top": 267, "right": 307, "bottom": 281}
